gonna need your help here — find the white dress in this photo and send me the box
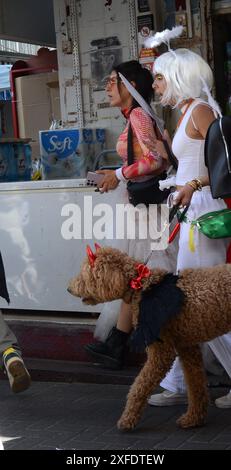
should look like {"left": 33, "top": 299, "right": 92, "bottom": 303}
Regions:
{"left": 160, "top": 99, "right": 231, "bottom": 392}
{"left": 94, "top": 181, "right": 179, "bottom": 341}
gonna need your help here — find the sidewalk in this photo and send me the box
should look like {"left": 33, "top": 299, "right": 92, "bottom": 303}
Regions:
{"left": 1, "top": 314, "right": 231, "bottom": 451}
{"left": 0, "top": 377, "right": 231, "bottom": 450}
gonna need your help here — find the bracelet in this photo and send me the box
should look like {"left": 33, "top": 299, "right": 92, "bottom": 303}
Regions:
{"left": 194, "top": 178, "right": 203, "bottom": 191}
{"left": 186, "top": 178, "right": 203, "bottom": 191}
{"left": 186, "top": 181, "right": 198, "bottom": 191}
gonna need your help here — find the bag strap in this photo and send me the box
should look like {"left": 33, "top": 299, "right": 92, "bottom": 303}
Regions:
{"left": 127, "top": 120, "right": 135, "bottom": 166}
{"left": 127, "top": 107, "right": 178, "bottom": 169}
{"left": 127, "top": 104, "right": 139, "bottom": 166}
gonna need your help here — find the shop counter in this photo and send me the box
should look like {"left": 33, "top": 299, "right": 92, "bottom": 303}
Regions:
{"left": 0, "top": 178, "right": 117, "bottom": 312}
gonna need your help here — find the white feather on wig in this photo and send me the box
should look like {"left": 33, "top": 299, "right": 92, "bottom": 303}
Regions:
{"left": 144, "top": 25, "right": 184, "bottom": 50}
{"left": 201, "top": 77, "right": 222, "bottom": 117}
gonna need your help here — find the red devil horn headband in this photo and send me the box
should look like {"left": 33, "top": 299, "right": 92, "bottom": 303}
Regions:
{"left": 86, "top": 245, "right": 96, "bottom": 267}
{"left": 86, "top": 244, "right": 101, "bottom": 267}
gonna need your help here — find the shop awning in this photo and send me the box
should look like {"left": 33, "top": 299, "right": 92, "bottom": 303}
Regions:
{"left": 0, "top": 0, "right": 55, "bottom": 47}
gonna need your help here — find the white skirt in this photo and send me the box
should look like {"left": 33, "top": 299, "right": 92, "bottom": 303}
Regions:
{"left": 94, "top": 182, "right": 179, "bottom": 341}
{"left": 161, "top": 188, "right": 231, "bottom": 392}
{"left": 176, "top": 187, "right": 229, "bottom": 271}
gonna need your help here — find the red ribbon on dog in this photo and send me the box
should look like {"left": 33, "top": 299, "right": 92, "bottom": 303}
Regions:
{"left": 130, "top": 263, "right": 151, "bottom": 290}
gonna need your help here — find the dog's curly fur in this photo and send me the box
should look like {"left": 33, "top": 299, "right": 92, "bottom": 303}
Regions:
{"left": 68, "top": 246, "right": 231, "bottom": 431}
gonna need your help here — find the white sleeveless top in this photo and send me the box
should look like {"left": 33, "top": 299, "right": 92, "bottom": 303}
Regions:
{"left": 172, "top": 99, "right": 215, "bottom": 186}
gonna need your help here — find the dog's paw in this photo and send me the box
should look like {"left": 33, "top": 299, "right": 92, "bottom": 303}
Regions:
{"left": 176, "top": 412, "right": 206, "bottom": 429}
{"left": 117, "top": 415, "right": 137, "bottom": 431}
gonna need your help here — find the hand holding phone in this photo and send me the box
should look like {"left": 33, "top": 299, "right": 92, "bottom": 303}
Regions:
{"left": 86, "top": 172, "right": 105, "bottom": 187}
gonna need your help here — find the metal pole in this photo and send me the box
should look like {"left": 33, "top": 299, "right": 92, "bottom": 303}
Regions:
{"left": 128, "top": 0, "right": 139, "bottom": 60}
{"left": 69, "top": 0, "right": 84, "bottom": 128}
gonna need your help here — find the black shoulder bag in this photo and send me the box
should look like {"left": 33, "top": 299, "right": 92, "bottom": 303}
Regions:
{"left": 126, "top": 119, "right": 174, "bottom": 207}
{"left": 204, "top": 115, "right": 231, "bottom": 199}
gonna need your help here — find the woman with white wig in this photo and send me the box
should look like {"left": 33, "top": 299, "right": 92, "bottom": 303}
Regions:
{"left": 147, "top": 44, "right": 231, "bottom": 409}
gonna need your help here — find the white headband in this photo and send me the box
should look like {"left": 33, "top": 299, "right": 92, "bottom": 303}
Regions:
{"left": 144, "top": 25, "right": 184, "bottom": 53}
{"left": 145, "top": 26, "right": 222, "bottom": 115}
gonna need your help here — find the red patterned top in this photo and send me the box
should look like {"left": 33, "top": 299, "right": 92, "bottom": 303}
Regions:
{"left": 116, "top": 107, "right": 164, "bottom": 180}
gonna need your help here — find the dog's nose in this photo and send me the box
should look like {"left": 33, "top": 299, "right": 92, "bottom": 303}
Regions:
{"left": 67, "top": 287, "right": 72, "bottom": 294}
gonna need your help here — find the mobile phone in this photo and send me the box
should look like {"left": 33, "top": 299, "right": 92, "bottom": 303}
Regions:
{"left": 86, "top": 171, "right": 105, "bottom": 186}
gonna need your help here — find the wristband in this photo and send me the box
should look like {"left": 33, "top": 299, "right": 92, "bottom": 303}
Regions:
{"left": 115, "top": 167, "right": 127, "bottom": 182}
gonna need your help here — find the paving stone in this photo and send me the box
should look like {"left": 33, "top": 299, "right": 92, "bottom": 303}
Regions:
{"left": 0, "top": 381, "right": 230, "bottom": 450}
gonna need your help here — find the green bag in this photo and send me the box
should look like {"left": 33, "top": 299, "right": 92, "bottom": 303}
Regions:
{"left": 191, "top": 208, "right": 231, "bottom": 239}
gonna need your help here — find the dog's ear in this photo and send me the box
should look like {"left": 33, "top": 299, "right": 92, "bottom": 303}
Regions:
{"left": 122, "top": 289, "right": 134, "bottom": 304}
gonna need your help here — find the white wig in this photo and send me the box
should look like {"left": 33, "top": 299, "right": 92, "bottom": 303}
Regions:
{"left": 154, "top": 48, "right": 214, "bottom": 107}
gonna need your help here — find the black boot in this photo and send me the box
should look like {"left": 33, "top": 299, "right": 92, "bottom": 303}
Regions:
{"left": 84, "top": 327, "right": 129, "bottom": 370}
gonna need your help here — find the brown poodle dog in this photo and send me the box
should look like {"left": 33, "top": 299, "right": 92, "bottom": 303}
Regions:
{"left": 68, "top": 245, "right": 231, "bottom": 431}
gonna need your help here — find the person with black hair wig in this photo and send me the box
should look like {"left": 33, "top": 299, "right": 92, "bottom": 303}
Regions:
{"left": 84, "top": 60, "right": 178, "bottom": 369}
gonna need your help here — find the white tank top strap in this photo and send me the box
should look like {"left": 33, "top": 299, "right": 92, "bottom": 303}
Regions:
{"left": 190, "top": 112, "right": 198, "bottom": 131}
{"left": 186, "top": 99, "right": 218, "bottom": 129}
{"left": 172, "top": 98, "right": 212, "bottom": 186}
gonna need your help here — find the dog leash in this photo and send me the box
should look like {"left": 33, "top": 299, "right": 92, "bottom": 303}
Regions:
{"left": 144, "top": 204, "right": 189, "bottom": 266}
{"left": 168, "top": 204, "right": 189, "bottom": 243}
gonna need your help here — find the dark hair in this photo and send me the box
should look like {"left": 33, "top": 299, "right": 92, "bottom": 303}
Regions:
{"left": 113, "top": 60, "right": 154, "bottom": 105}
